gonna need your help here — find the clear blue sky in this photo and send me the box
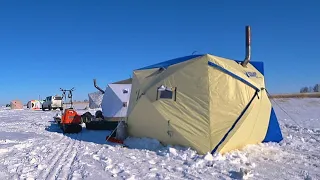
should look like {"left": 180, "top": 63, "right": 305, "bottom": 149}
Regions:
{"left": 1, "top": 0, "right": 319, "bottom": 104}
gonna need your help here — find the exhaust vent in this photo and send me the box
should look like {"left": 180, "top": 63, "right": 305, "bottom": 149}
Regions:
{"left": 241, "top": 26, "right": 251, "bottom": 67}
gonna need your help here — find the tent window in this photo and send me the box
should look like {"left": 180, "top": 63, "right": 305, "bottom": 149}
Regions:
{"left": 160, "top": 90, "right": 173, "bottom": 99}
{"left": 122, "top": 102, "right": 127, "bottom": 107}
{"left": 157, "top": 85, "right": 176, "bottom": 101}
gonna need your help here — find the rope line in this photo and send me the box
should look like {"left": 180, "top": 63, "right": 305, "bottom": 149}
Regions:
{"left": 266, "top": 90, "right": 302, "bottom": 128}
{"left": 266, "top": 90, "right": 319, "bottom": 141}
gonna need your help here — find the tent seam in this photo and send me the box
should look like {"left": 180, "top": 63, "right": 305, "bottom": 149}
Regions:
{"left": 207, "top": 56, "right": 212, "bottom": 151}
{"left": 207, "top": 61, "right": 260, "bottom": 92}
{"left": 211, "top": 90, "right": 259, "bottom": 154}
{"left": 244, "top": 90, "right": 263, "bottom": 143}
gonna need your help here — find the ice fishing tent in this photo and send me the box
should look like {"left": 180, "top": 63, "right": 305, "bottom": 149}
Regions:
{"left": 27, "top": 100, "right": 42, "bottom": 110}
{"left": 101, "top": 78, "right": 132, "bottom": 121}
{"left": 10, "top": 100, "right": 23, "bottom": 109}
{"left": 88, "top": 91, "right": 103, "bottom": 109}
{"left": 127, "top": 54, "right": 283, "bottom": 155}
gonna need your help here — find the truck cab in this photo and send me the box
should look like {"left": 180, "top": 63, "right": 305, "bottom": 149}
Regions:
{"left": 42, "top": 95, "right": 63, "bottom": 111}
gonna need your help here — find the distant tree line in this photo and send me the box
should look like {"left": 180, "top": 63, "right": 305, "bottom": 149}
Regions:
{"left": 300, "top": 84, "right": 320, "bottom": 93}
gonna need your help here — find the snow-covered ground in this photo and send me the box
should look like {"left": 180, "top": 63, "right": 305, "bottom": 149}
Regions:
{"left": 0, "top": 99, "right": 319, "bottom": 180}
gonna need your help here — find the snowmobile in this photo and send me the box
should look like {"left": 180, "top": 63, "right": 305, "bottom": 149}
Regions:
{"left": 53, "top": 88, "right": 82, "bottom": 133}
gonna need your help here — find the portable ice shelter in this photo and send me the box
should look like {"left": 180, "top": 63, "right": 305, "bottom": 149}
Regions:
{"left": 127, "top": 54, "right": 283, "bottom": 154}
{"left": 10, "top": 100, "right": 23, "bottom": 109}
{"left": 27, "top": 100, "right": 42, "bottom": 110}
{"left": 127, "top": 26, "right": 283, "bottom": 155}
{"left": 88, "top": 91, "right": 103, "bottom": 109}
{"left": 101, "top": 78, "right": 132, "bottom": 121}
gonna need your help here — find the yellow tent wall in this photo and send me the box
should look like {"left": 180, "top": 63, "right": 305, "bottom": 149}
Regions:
{"left": 127, "top": 54, "right": 283, "bottom": 155}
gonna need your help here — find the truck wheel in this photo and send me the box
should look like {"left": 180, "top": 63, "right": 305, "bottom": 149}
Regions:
{"left": 59, "top": 107, "right": 63, "bottom": 111}
{"left": 48, "top": 105, "right": 52, "bottom": 111}
{"left": 42, "top": 105, "right": 45, "bottom": 111}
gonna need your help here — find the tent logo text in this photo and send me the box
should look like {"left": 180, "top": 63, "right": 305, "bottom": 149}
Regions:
{"left": 246, "top": 71, "right": 257, "bottom": 78}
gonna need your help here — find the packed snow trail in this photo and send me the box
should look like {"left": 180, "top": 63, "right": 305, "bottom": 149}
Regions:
{"left": 0, "top": 99, "right": 319, "bottom": 180}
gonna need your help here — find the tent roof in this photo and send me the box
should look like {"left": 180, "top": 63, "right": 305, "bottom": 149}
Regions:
{"left": 111, "top": 78, "right": 132, "bottom": 84}
{"left": 136, "top": 54, "right": 265, "bottom": 75}
{"left": 137, "top": 55, "right": 202, "bottom": 70}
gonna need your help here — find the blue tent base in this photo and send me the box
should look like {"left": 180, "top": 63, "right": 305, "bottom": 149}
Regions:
{"left": 263, "top": 107, "right": 283, "bottom": 142}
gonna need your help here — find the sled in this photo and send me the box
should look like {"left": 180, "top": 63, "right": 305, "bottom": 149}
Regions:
{"left": 85, "top": 121, "right": 119, "bottom": 130}
{"left": 106, "top": 136, "right": 124, "bottom": 144}
{"left": 61, "top": 123, "right": 82, "bottom": 133}
{"left": 81, "top": 111, "right": 118, "bottom": 130}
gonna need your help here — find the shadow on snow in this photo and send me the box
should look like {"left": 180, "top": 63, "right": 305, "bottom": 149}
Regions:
{"left": 45, "top": 122, "right": 112, "bottom": 145}
{"left": 45, "top": 121, "right": 191, "bottom": 157}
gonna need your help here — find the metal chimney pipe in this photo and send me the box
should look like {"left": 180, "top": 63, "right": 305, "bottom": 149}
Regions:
{"left": 241, "top": 26, "right": 251, "bottom": 67}
{"left": 93, "top": 79, "right": 105, "bottom": 94}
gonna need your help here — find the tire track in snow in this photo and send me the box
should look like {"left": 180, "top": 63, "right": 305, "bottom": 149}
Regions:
{"left": 56, "top": 134, "right": 82, "bottom": 180}
{"left": 31, "top": 134, "right": 66, "bottom": 177}
{"left": 0, "top": 134, "right": 64, "bottom": 179}
{"left": 15, "top": 135, "right": 63, "bottom": 178}
{"left": 37, "top": 135, "right": 74, "bottom": 180}
{"left": 45, "top": 133, "right": 82, "bottom": 180}
{"left": 70, "top": 132, "right": 89, "bottom": 180}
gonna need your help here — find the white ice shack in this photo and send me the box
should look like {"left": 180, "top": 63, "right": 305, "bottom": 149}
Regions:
{"left": 101, "top": 79, "right": 132, "bottom": 121}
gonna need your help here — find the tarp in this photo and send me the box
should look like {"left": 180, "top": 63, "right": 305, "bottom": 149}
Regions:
{"left": 127, "top": 54, "right": 283, "bottom": 155}
{"left": 88, "top": 91, "right": 103, "bottom": 109}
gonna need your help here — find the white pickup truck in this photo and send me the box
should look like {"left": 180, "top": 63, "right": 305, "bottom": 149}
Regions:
{"left": 42, "top": 95, "right": 63, "bottom": 111}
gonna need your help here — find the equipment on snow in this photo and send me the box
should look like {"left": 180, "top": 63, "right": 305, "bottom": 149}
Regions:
{"left": 106, "top": 136, "right": 124, "bottom": 144}
{"left": 105, "top": 120, "right": 128, "bottom": 145}
{"left": 105, "top": 123, "right": 124, "bottom": 144}
{"left": 81, "top": 111, "right": 118, "bottom": 130}
{"left": 54, "top": 88, "right": 82, "bottom": 133}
